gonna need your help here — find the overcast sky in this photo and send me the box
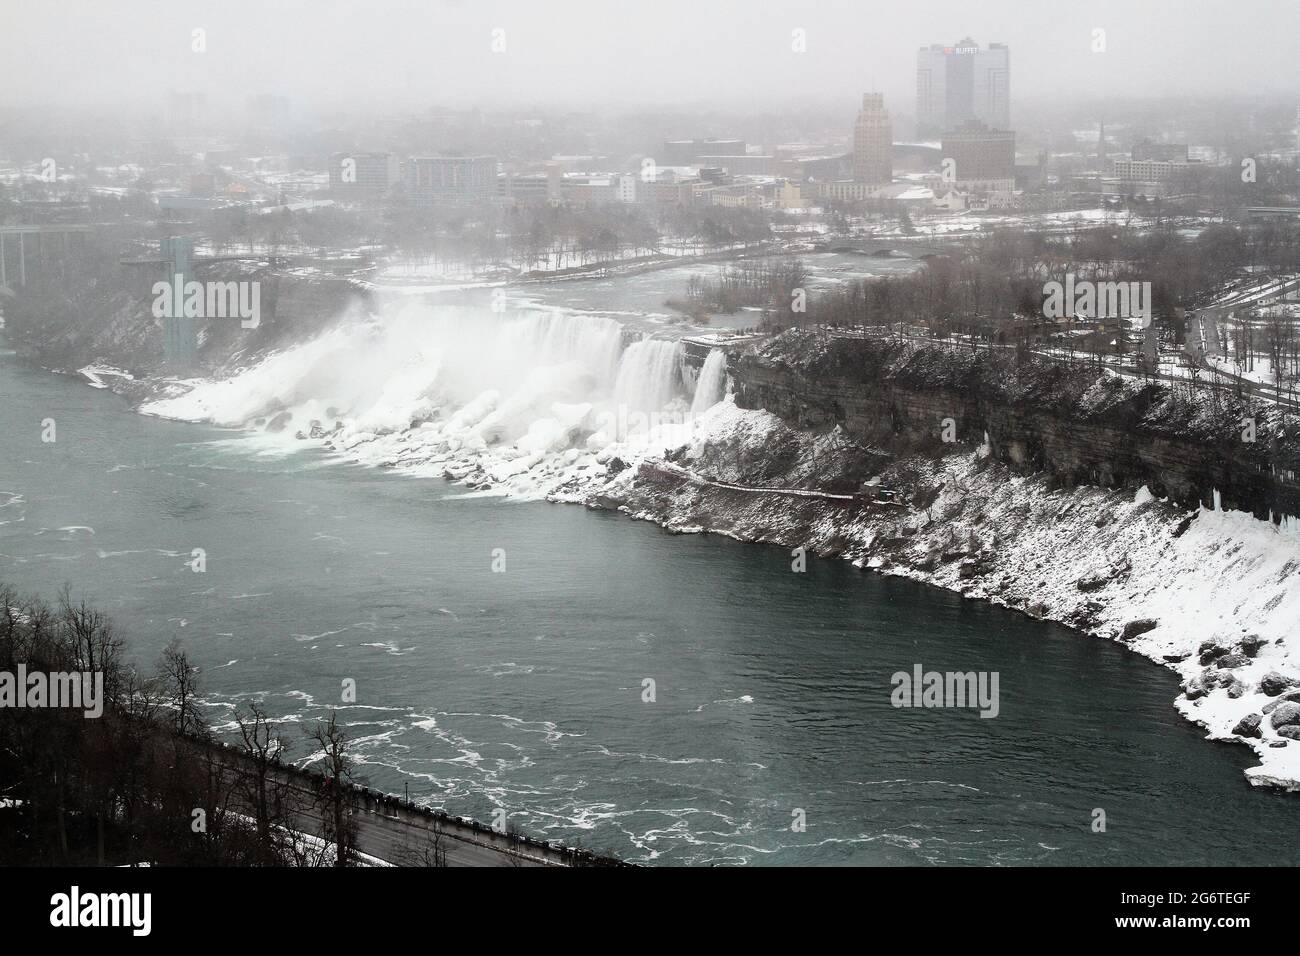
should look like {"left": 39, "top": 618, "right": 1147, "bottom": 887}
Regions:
{"left": 3, "top": 0, "right": 1297, "bottom": 118}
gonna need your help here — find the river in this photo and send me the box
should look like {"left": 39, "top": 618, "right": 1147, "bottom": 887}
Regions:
{"left": 2, "top": 260, "right": 1298, "bottom": 865}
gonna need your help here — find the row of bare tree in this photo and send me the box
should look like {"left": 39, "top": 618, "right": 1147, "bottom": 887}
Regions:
{"left": 0, "top": 584, "right": 445, "bottom": 867}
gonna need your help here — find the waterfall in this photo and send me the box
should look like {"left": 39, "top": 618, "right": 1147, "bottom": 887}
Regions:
{"left": 690, "top": 348, "right": 728, "bottom": 415}
{"left": 506, "top": 310, "right": 624, "bottom": 387}
{"left": 613, "top": 338, "right": 685, "bottom": 414}
{"left": 145, "top": 302, "right": 692, "bottom": 462}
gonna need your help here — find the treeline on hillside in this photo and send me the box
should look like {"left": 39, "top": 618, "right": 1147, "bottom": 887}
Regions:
{"left": 0, "top": 584, "right": 417, "bottom": 867}
{"left": 204, "top": 200, "right": 774, "bottom": 272}
{"left": 777, "top": 222, "right": 1300, "bottom": 365}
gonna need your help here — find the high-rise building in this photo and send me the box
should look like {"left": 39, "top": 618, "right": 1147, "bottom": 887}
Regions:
{"left": 916, "top": 38, "right": 1010, "bottom": 137}
{"left": 852, "top": 93, "right": 893, "bottom": 185}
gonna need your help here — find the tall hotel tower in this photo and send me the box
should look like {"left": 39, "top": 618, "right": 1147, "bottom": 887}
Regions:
{"left": 852, "top": 93, "right": 894, "bottom": 185}
{"left": 916, "top": 38, "right": 1010, "bottom": 137}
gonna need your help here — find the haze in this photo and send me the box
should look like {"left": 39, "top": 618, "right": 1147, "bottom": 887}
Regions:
{"left": 2, "top": 0, "right": 1297, "bottom": 119}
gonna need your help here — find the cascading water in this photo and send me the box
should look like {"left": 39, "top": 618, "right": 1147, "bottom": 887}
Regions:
{"left": 689, "top": 348, "right": 728, "bottom": 416}
{"left": 142, "top": 301, "right": 695, "bottom": 498}
{"left": 612, "top": 338, "right": 686, "bottom": 417}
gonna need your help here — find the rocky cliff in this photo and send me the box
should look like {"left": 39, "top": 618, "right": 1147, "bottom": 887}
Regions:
{"left": 572, "top": 331, "right": 1300, "bottom": 790}
{"left": 731, "top": 331, "right": 1300, "bottom": 521}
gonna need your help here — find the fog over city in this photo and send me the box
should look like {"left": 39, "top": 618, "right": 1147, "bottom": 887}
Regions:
{"left": 3, "top": 0, "right": 1298, "bottom": 117}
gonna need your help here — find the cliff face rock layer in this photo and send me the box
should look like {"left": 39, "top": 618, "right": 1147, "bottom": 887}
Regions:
{"left": 3, "top": 264, "right": 369, "bottom": 402}
{"left": 731, "top": 331, "right": 1300, "bottom": 521}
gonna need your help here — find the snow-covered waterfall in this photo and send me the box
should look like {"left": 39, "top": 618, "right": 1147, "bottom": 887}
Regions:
{"left": 690, "top": 348, "right": 728, "bottom": 416}
{"left": 142, "top": 301, "right": 695, "bottom": 497}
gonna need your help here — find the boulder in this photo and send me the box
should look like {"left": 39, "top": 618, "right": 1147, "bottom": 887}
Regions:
{"left": 1278, "top": 726, "right": 1300, "bottom": 740}
{"left": 1215, "top": 652, "right": 1250, "bottom": 669}
{"left": 1201, "top": 668, "right": 1234, "bottom": 689}
{"left": 1269, "top": 740, "right": 1289, "bottom": 747}
{"left": 1120, "top": 619, "right": 1158, "bottom": 642}
{"left": 1232, "top": 714, "right": 1263, "bottom": 738}
{"left": 1239, "top": 634, "right": 1267, "bottom": 657}
{"left": 1199, "top": 640, "right": 1230, "bottom": 665}
{"left": 1226, "top": 680, "right": 1247, "bottom": 699}
{"left": 1262, "top": 690, "right": 1300, "bottom": 714}
{"left": 1183, "top": 676, "right": 1206, "bottom": 700}
{"left": 1259, "top": 672, "right": 1299, "bottom": 697}
{"left": 1269, "top": 702, "right": 1300, "bottom": 730}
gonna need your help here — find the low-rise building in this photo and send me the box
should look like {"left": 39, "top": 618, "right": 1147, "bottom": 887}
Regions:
{"left": 405, "top": 155, "right": 497, "bottom": 205}
{"left": 329, "top": 152, "right": 400, "bottom": 195}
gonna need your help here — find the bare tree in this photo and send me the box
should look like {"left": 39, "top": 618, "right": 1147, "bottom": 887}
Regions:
{"left": 307, "top": 712, "right": 358, "bottom": 867}
{"left": 234, "top": 703, "right": 294, "bottom": 864}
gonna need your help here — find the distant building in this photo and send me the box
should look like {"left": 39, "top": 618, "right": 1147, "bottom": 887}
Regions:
{"left": 708, "top": 181, "right": 768, "bottom": 209}
{"left": 662, "top": 139, "right": 746, "bottom": 165}
{"left": 247, "top": 94, "right": 291, "bottom": 130}
{"left": 695, "top": 154, "right": 777, "bottom": 176}
{"left": 852, "top": 94, "right": 893, "bottom": 185}
{"left": 814, "top": 180, "right": 886, "bottom": 202}
{"left": 640, "top": 176, "right": 701, "bottom": 205}
{"left": 404, "top": 155, "right": 497, "bottom": 205}
{"left": 777, "top": 180, "right": 807, "bottom": 209}
{"left": 499, "top": 173, "right": 550, "bottom": 205}
{"left": 942, "top": 120, "right": 1015, "bottom": 188}
{"left": 329, "top": 152, "right": 400, "bottom": 195}
{"left": 1112, "top": 158, "right": 1188, "bottom": 182}
{"left": 1131, "top": 139, "right": 1189, "bottom": 162}
{"left": 780, "top": 153, "right": 850, "bottom": 182}
{"left": 916, "top": 38, "right": 1010, "bottom": 137}
{"left": 1245, "top": 206, "right": 1300, "bottom": 221}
